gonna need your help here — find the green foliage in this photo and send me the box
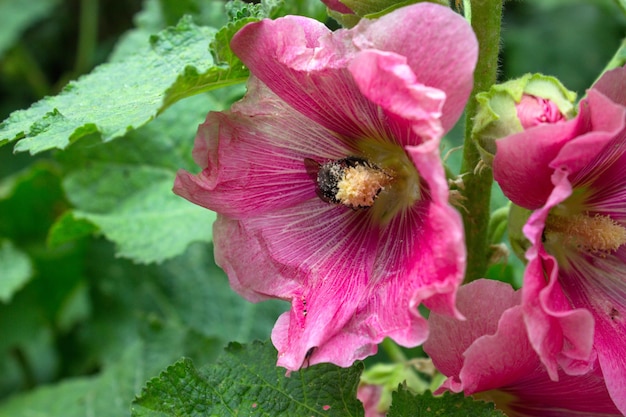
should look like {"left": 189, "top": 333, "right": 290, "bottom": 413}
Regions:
{"left": 0, "top": 240, "right": 33, "bottom": 303}
{"left": 388, "top": 388, "right": 507, "bottom": 417}
{"left": 1, "top": 17, "right": 215, "bottom": 153}
{"left": 0, "top": 0, "right": 61, "bottom": 58}
{"left": 0, "top": 331, "right": 218, "bottom": 417}
{"left": 0, "top": 238, "right": 287, "bottom": 416}
{"left": 0, "top": 244, "right": 85, "bottom": 398}
{"left": 47, "top": 212, "right": 97, "bottom": 248}
{"left": 132, "top": 340, "right": 365, "bottom": 417}
{"left": 54, "top": 93, "right": 222, "bottom": 263}
{"left": 0, "top": 0, "right": 285, "bottom": 155}
{"left": 160, "top": 17, "right": 250, "bottom": 110}
{"left": 0, "top": 161, "right": 67, "bottom": 241}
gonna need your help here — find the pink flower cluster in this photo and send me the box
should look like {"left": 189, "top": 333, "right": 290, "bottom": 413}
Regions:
{"left": 425, "top": 66, "right": 626, "bottom": 416}
{"left": 492, "top": 65, "right": 626, "bottom": 414}
{"left": 174, "top": 2, "right": 626, "bottom": 415}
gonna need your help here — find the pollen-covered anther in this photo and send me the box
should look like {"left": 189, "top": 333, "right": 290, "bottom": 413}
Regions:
{"left": 335, "top": 165, "right": 391, "bottom": 208}
{"left": 546, "top": 213, "right": 626, "bottom": 253}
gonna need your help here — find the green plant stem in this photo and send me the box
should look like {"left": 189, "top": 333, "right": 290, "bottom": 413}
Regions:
{"left": 74, "top": 0, "right": 99, "bottom": 75}
{"left": 381, "top": 338, "right": 407, "bottom": 363}
{"left": 460, "top": 0, "right": 503, "bottom": 282}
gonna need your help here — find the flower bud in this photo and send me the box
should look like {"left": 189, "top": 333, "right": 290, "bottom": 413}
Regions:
{"left": 516, "top": 94, "right": 566, "bottom": 129}
{"left": 472, "top": 74, "right": 576, "bottom": 167}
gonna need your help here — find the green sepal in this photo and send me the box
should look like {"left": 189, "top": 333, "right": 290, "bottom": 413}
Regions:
{"left": 487, "top": 204, "right": 510, "bottom": 245}
{"left": 508, "top": 203, "right": 533, "bottom": 263}
{"left": 328, "top": 0, "right": 448, "bottom": 23}
{"left": 326, "top": 8, "right": 361, "bottom": 28}
{"left": 362, "top": 0, "right": 449, "bottom": 19}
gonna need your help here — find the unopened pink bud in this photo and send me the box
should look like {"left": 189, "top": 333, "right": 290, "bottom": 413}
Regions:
{"left": 516, "top": 94, "right": 565, "bottom": 129}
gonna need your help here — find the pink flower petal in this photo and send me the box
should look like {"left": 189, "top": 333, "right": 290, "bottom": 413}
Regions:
{"left": 553, "top": 89, "right": 626, "bottom": 177}
{"left": 231, "top": 3, "right": 476, "bottom": 136}
{"left": 173, "top": 77, "right": 352, "bottom": 218}
{"left": 350, "top": 3, "right": 477, "bottom": 132}
{"left": 404, "top": 145, "right": 465, "bottom": 319}
{"left": 564, "top": 271, "right": 626, "bottom": 413}
{"left": 349, "top": 49, "right": 445, "bottom": 144}
{"left": 592, "top": 65, "right": 626, "bottom": 106}
{"left": 213, "top": 215, "right": 301, "bottom": 302}
{"left": 231, "top": 16, "right": 379, "bottom": 138}
{"left": 494, "top": 71, "right": 626, "bottom": 210}
{"left": 425, "top": 279, "right": 622, "bottom": 417}
{"left": 521, "top": 168, "right": 596, "bottom": 379}
{"left": 424, "top": 280, "right": 523, "bottom": 391}
{"left": 516, "top": 94, "right": 565, "bottom": 129}
{"left": 357, "top": 384, "right": 385, "bottom": 417}
{"left": 493, "top": 118, "right": 581, "bottom": 209}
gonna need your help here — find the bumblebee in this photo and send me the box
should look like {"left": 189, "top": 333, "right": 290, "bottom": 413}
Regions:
{"left": 304, "top": 156, "right": 391, "bottom": 209}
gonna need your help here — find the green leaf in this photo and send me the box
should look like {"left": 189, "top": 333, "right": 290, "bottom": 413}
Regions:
{"left": 146, "top": 242, "right": 287, "bottom": 342}
{"left": 78, "top": 240, "right": 286, "bottom": 365}
{"left": 161, "top": 18, "right": 251, "bottom": 109}
{"left": 0, "top": 0, "right": 61, "bottom": 57}
{"left": 0, "top": 325, "right": 220, "bottom": 417}
{"left": 57, "top": 92, "right": 225, "bottom": 263}
{"left": 388, "top": 388, "right": 506, "bottom": 417}
{"left": 3, "top": 16, "right": 216, "bottom": 154}
{"left": 109, "top": 0, "right": 231, "bottom": 63}
{"left": 0, "top": 281, "right": 59, "bottom": 397}
{"left": 66, "top": 173, "right": 217, "bottom": 263}
{"left": 0, "top": 238, "right": 285, "bottom": 415}
{"left": 0, "top": 161, "right": 68, "bottom": 242}
{"left": 132, "top": 340, "right": 365, "bottom": 417}
{"left": 47, "top": 211, "right": 97, "bottom": 248}
{"left": 1, "top": 14, "right": 240, "bottom": 154}
{"left": 0, "top": 240, "right": 33, "bottom": 303}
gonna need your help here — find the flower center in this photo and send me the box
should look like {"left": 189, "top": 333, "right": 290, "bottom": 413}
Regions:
{"left": 544, "top": 212, "right": 626, "bottom": 255}
{"left": 305, "top": 140, "right": 423, "bottom": 224}
{"left": 358, "top": 140, "right": 423, "bottom": 224}
{"left": 335, "top": 164, "right": 391, "bottom": 208}
{"left": 305, "top": 157, "right": 392, "bottom": 209}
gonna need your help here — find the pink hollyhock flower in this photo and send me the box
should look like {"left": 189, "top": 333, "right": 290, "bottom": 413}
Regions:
{"left": 424, "top": 279, "right": 623, "bottom": 417}
{"left": 493, "top": 65, "right": 626, "bottom": 413}
{"left": 174, "top": 3, "right": 477, "bottom": 372}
